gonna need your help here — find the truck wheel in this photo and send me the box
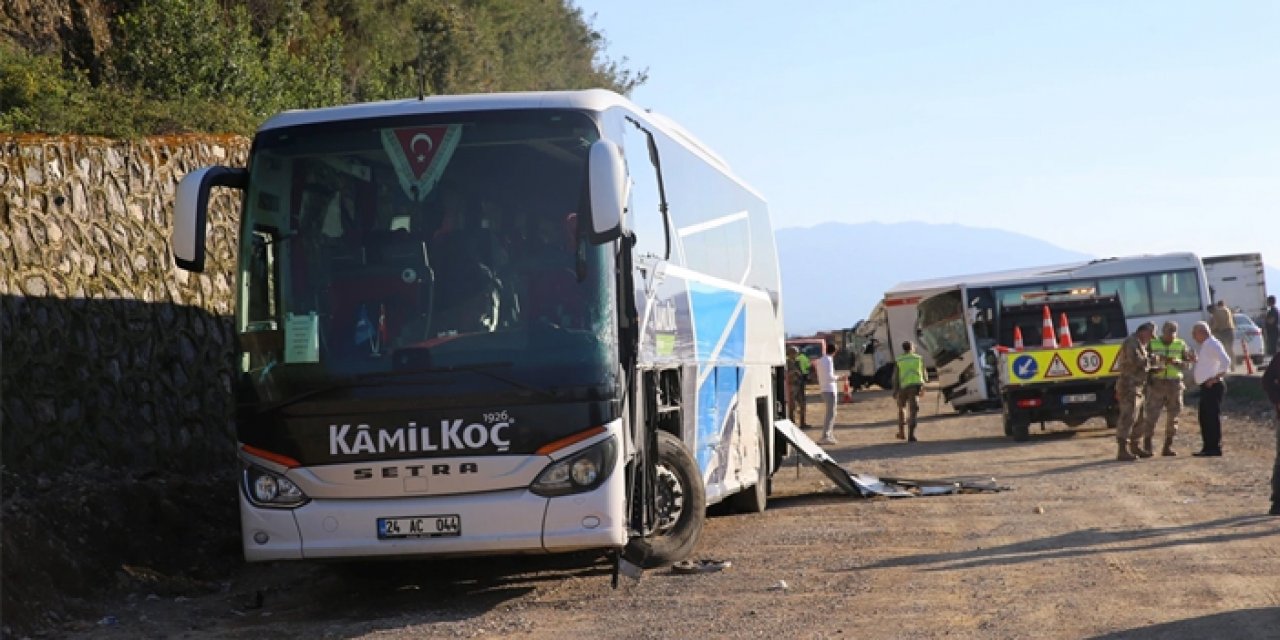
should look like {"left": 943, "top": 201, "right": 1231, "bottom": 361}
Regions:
{"left": 873, "top": 363, "right": 895, "bottom": 390}
{"left": 1002, "top": 412, "right": 1014, "bottom": 436}
{"left": 728, "top": 419, "right": 768, "bottom": 514}
{"left": 1104, "top": 406, "right": 1119, "bottom": 429}
{"left": 635, "top": 431, "right": 706, "bottom": 567}
{"left": 1011, "top": 417, "right": 1030, "bottom": 442}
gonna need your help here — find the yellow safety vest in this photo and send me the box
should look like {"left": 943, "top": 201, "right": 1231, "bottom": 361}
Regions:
{"left": 1148, "top": 338, "right": 1187, "bottom": 380}
{"left": 896, "top": 353, "right": 925, "bottom": 387}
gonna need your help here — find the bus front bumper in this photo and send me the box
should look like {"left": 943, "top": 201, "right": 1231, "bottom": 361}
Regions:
{"left": 240, "top": 481, "right": 627, "bottom": 562}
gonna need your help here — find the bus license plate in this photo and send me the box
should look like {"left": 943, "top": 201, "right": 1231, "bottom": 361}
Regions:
{"left": 377, "top": 515, "right": 461, "bottom": 539}
{"left": 1062, "top": 393, "right": 1096, "bottom": 404}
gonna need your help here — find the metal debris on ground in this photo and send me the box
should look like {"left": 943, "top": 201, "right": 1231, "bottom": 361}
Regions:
{"left": 774, "top": 419, "right": 1010, "bottom": 498}
{"left": 671, "top": 559, "right": 732, "bottom": 575}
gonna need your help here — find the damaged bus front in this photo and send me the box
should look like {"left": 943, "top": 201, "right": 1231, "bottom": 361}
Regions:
{"left": 171, "top": 90, "right": 786, "bottom": 567}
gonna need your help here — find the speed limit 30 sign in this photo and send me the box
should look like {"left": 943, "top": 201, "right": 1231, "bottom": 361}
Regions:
{"left": 1076, "top": 349, "right": 1103, "bottom": 375}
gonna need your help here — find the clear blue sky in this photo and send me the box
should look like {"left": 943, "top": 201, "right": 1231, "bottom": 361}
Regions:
{"left": 574, "top": 1, "right": 1279, "bottom": 260}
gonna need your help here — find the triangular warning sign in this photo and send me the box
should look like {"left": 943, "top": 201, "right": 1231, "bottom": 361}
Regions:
{"left": 1044, "top": 353, "right": 1072, "bottom": 379}
{"left": 1109, "top": 354, "right": 1122, "bottom": 373}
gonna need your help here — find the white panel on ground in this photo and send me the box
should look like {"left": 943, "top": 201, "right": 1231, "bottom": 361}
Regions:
{"left": 773, "top": 420, "right": 1006, "bottom": 498}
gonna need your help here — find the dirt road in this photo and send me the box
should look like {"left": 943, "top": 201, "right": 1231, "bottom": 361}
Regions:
{"left": 55, "top": 381, "right": 1280, "bottom": 639}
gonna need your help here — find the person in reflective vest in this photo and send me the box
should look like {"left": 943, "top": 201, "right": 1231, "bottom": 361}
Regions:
{"left": 787, "top": 347, "right": 810, "bottom": 429}
{"left": 893, "top": 341, "right": 928, "bottom": 442}
{"left": 1138, "top": 321, "right": 1195, "bottom": 457}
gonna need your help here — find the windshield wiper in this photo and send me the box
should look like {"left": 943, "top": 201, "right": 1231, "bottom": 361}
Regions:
{"left": 250, "top": 361, "right": 556, "bottom": 414}
{"left": 405, "top": 362, "right": 558, "bottom": 400}
{"left": 249, "top": 382, "right": 359, "bottom": 415}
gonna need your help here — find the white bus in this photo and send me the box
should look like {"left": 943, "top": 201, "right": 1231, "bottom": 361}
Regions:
{"left": 878, "top": 261, "right": 1098, "bottom": 369}
{"left": 171, "top": 90, "right": 787, "bottom": 570}
{"left": 912, "top": 253, "right": 1211, "bottom": 410}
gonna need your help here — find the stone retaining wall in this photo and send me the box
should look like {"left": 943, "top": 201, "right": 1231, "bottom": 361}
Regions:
{"left": 1, "top": 135, "right": 249, "bottom": 474}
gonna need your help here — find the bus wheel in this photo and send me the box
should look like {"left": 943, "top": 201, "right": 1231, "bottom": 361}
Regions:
{"left": 1002, "top": 411, "right": 1014, "bottom": 436}
{"left": 638, "top": 431, "right": 706, "bottom": 567}
{"left": 1104, "top": 406, "right": 1119, "bottom": 429}
{"left": 728, "top": 418, "right": 768, "bottom": 514}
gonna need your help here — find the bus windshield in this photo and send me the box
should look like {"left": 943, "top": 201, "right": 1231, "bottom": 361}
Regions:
{"left": 234, "top": 109, "right": 618, "bottom": 402}
{"left": 916, "top": 290, "right": 970, "bottom": 368}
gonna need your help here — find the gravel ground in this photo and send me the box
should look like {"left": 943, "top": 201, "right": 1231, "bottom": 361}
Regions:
{"left": 17, "top": 374, "right": 1280, "bottom": 639}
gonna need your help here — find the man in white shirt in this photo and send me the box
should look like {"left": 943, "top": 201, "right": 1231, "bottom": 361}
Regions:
{"left": 814, "top": 343, "right": 841, "bottom": 445}
{"left": 1190, "top": 321, "right": 1232, "bottom": 456}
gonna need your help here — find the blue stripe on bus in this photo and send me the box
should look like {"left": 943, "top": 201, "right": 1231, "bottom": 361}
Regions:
{"left": 688, "top": 284, "right": 743, "bottom": 363}
{"left": 692, "top": 306, "right": 747, "bottom": 474}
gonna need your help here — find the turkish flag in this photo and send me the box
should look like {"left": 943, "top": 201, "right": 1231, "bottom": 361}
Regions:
{"left": 391, "top": 126, "right": 453, "bottom": 180}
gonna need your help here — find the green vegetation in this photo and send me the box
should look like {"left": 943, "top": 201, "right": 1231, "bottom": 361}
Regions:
{"left": 0, "top": 0, "right": 644, "bottom": 137}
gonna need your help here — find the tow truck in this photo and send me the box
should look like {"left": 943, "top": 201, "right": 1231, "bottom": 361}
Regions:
{"left": 995, "top": 292, "right": 1129, "bottom": 441}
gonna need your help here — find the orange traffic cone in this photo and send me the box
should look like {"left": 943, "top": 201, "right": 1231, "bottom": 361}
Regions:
{"left": 1013, "top": 326, "right": 1025, "bottom": 351}
{"left": 1242, "top": 338, "right": 1254, "bottom": 374}
{"left": 1040, "top": 305, "right": 1058, "bottom": 349}
{"left": 1057, "top": 313, "right": 1073, "bottom": 348}
{"left": 841, "top": 377, "right": 854, "bottom": 403}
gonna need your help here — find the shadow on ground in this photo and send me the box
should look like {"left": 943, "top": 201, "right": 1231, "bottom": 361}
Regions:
{"left": 851, "top": 514, "right": 1278, "bottom": 573}
{"left": 1087, "top": 607, "right": 1280, "bottom": 640}
{"left": 225, "top": 553, "right": 614, "bottom": 638}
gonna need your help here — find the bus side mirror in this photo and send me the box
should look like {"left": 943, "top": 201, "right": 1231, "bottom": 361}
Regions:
{"left": 586, "top": 140, "right": 628, "bottom": 244}
{"left": 172, "top": 166, "right": 247, "bottom": 272}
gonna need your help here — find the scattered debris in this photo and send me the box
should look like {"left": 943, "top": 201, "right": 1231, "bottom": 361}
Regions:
{"left": 671, "top": 559, "right": 732, "bottom": 575}
{"left": 775, "top": 420, "right": 1010, "bottom": 498}
{"left": 767, "top": 580, "right": 790, "bottom": 592}
{"left": 1034, "top": 505, "right": 1046, "bottom": 514}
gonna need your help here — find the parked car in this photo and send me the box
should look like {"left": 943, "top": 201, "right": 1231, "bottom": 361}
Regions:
{"left": 1233, "top": 313, "right": 1265, "bottom": 366}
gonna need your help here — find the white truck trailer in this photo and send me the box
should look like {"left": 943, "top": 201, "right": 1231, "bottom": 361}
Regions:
{"left": 1203, "top": 253, "right": 1268, "bottom": 321}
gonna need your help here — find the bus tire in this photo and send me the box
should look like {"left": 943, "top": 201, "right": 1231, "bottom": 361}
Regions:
{"left": 638, "top": 431, "right": 706, "bottom": 567}
{"left": 728, "top": 420, "right": 768, "bottom": 514}
{"left": 1104, "top": 406, "right": 1119, "bottom": 429}
{"left": 1002, "top": 412, "right": 1014, "bottom": 437}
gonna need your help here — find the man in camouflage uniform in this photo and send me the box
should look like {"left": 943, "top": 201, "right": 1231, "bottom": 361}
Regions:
{"left": 786, "top": 347, "right": 810, "bottom": 429}
{"left": 1113, "top": 322, "right": 1156, "bottom": 461}
{"left": 1138, "top": 321, "right": 1195, "bottom": 457}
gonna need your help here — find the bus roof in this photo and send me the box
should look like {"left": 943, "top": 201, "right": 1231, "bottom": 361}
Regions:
{"left": 254, "top": 89, "right": 755, "bottom": 199}
{"left": 258, "top": 89, "right": 632, "bottom": 131}
{"left": 885, "top": 252, "right": 1203, "bottom": 300}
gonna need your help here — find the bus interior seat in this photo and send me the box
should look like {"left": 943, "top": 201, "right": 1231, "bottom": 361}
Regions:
{"left": 326, "top": 238, "right": 434, "bottom": 353}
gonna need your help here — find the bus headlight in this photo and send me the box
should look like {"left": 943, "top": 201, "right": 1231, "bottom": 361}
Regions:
{"left": 243, "top": 465, "right": 309, "bottom": 508}
{"left": 531, "top": 436, "right": 617, "bottom": 497}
